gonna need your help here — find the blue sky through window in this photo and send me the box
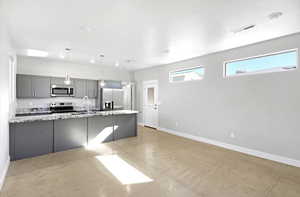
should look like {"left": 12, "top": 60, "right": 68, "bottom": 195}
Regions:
{"left": 225, "top": 50, "right": 297, "bottom": 76}
{"left": 170, "top": 67, "right": 204, "bottom": 82}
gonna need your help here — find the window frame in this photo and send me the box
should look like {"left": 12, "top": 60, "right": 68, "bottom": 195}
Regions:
{"left": 223, "top": 48, "right": 298, "bottom": 78}
{"left": 169, "top": 66, "right": 205, "bottom": 83}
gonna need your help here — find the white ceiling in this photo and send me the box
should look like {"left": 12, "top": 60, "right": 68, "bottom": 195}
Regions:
{"left": 3, "top": 0, "right": 300, "bottom": 70}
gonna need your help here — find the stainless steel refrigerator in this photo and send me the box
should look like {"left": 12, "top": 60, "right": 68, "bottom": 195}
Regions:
{"left": 96, "top": 80, "right": 134, "bottom": 111}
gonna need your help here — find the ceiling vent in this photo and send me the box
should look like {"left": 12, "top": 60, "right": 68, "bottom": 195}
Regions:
{"left": 268, "top": 12, "right": 283, "bottom": 20}
{"left": 232, "top": 24, "right": 256, "bottom": 34}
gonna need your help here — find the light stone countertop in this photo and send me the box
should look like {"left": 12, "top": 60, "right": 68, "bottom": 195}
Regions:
{"left": 9, "top": 110, "right": 139, "bottom": 124}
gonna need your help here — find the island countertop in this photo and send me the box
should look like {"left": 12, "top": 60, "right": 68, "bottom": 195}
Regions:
{"left": 9, "top": 110, "right": 139, "bottom": 124}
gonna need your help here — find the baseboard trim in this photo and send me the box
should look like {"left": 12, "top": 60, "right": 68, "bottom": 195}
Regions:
{"left": 138, "top": 122, "right": 144, "bottom": 127}
{"left": 158, "top": 127, "right": 300, "bottom": 168}
{"left": 0, "top": 156, "right": 10, "bottom": 190}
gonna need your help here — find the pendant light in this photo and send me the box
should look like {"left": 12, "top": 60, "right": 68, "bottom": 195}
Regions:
{"left": 64, "top": 73, "right": 71, "bottom": 85}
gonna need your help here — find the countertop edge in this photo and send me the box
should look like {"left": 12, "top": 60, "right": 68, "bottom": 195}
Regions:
{"left": 9, "top": 110, "right": 139, "bottom": 124}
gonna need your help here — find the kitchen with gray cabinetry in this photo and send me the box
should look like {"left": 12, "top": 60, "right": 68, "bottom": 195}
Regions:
{"left": 11, "top": 75, "right": 137, "bottom": 161}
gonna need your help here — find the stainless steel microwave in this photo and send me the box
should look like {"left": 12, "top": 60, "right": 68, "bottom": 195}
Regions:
{"left": 51, "top": 85, "right": 74, "bottom": 97}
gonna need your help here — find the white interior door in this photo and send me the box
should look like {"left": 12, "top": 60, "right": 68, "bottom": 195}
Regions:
{"left": 143, "top": 80, "right": 158, "bottom": 128}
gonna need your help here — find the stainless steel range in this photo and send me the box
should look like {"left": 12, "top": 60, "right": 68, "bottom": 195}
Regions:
{"left": 50, "top": 102, "right": 76, "bottom": 113}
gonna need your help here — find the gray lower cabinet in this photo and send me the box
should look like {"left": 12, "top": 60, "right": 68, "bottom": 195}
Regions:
{"left": 16, "top": 74, "right": 33, "bottom": 98}
{"left": 10, "top": 114, "right": 137, "bottom": 160}
{"left": 88, "top": 115, "right": 114, "bottom": 144}
{"left": 113, "top": 114, "right": 137, "bottom": 140}
{"left": 54, "top": 118, "right": 88, "bottom": 152}
{"left": 31, "top": 76, "right": 51, "bottom": 98}
{"left": 75, "top": 79, "right": 87, "bottom": 98}
{"left": 10, "top": 121, "right": 54, "bottom": 160}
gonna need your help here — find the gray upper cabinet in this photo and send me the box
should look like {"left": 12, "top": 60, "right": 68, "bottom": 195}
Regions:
{"left": 75, "top": 79, "right": 87, "bottom": 98}
{"left": 31, "top": 76, "right": 51, "bottom": 98}
{"left": 16, "top": 75, "right": 97, "bottom": 99}
{"left": 17, "top": 74, "right": 33, "bottom": 98}
{"left": 51, "top": 77, "right": 66, "bottom": 85}
{"left": 87, "top": 80, "right": 98, "bottom": 98}
{"left": 17, "top": 74, "right": 51, "bottom": 98}
{"left": 51, "top": 77, "right": 75, "bottom": 85}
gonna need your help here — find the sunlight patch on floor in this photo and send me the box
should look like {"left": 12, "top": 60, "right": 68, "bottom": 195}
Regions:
{"left": 96, "top": 155, "right": 153, "bottom": 185}
{"left": 85, "top": 126, "right": 118, "bottom": 150}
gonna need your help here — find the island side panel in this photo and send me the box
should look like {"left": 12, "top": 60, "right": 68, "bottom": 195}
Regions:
{"left": 113, "top": 114, "right": 137, "bottom": 140}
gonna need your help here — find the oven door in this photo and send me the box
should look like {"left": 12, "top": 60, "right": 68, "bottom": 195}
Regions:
{"left": 51, "top": 86, "right": 72, "bottom": 97}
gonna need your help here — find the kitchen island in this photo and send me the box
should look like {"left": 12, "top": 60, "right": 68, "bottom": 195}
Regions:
{"left": 9, "top": 110, "right": 138, "bottom": 160}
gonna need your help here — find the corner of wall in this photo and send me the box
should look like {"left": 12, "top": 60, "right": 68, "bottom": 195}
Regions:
{"left": 0, "top": 156, "right": 10, "bottom": 190}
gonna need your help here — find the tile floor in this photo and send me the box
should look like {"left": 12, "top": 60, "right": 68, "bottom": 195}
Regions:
{"left": 1, "top": 126, "right": 300, "bottom": 197}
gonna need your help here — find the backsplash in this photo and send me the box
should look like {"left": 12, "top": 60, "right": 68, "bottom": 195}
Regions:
{"left": 16, "top": 98, "right": 96, "bottom": 110}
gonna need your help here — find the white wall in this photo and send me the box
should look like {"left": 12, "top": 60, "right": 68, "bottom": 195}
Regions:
{"left": 0, "top": 4, "right": 15, "bottom": 189}
{"left": 134, "top": 33, "right": 300, "bottom": 164}
{"left": 17, "top": 56, "right": 133, "bottom": 81}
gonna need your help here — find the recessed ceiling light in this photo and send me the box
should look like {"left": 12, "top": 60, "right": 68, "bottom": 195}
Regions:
{"left": 90, "top": 59, "right": 95, "bottom": 64}
{"left": 162, "top": 49, "right": 170, "bottom": 54}
{"left": 59, "top": 52, "right": 65, "bottom": 59}
{"left": 115, "top": 61, "right": 120, "bottom": 67}
{"left": 65, "top": 48, "right": 72, "bottom": 52}
{"left": 268, "top": 12, "right": 283, "bottom": 20}
{"left": 26, "top": 49, "right": 48, "bottom": 57}
{"left": 80, "top": 25, "right": 96, "bottom": 32}
{"left": 125, "top": 59, "right": 136, "bottom": 63}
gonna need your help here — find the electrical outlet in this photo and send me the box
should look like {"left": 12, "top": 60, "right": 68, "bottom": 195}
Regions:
{"left": 230, "top": 131, "right": 236, "bottom": 139}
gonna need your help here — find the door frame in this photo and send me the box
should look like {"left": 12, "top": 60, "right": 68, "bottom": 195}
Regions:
{"left": 142, "top": 80, "right": 159, "bottom": 128}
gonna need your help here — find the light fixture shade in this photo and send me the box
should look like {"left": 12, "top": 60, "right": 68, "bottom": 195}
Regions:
{"left": 115, "top": 61, "right": 120, "bottom": 67}
{"left": 26, "top": 49, "right": 48, "bottom": 57}
{"left": 100, "top": 80, "right": 106, "bottom": 87}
